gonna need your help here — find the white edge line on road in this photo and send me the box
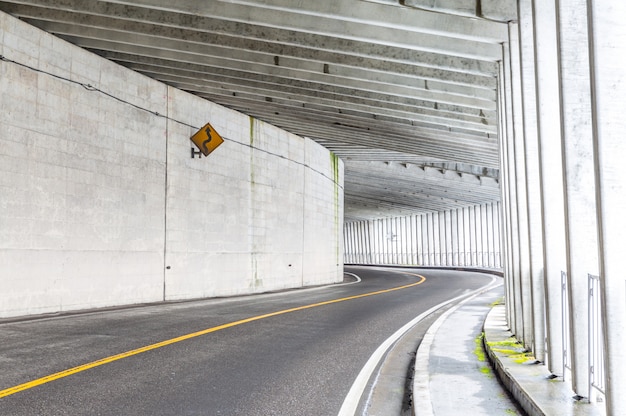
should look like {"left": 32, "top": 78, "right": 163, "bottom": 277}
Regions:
{"left": 342, "top": 272, "right": 362, "bottom": 284}
{"left": 412, "top": 278, "right": 501, "bottom": 416}
{"left": 337, "top": 275, "right": 500, "bottom": 416}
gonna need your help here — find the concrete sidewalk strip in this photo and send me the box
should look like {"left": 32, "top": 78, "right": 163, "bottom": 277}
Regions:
{"left": 413, "top": 286, "right": 523, "bottom": 416}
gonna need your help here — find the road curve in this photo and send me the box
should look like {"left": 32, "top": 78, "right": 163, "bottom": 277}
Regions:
{"left": 0, "top": 266, "right": 495, "bottom": 415}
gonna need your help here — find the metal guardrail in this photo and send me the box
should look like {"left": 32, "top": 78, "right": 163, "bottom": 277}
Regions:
{"left": 561, "top": 271, "right": 572, "bottom": 379}
{"left": 588, "top": 273, "right": 605, "bottom": 399}
{"left": 343, "top": 250, "right": 503, "bottom": 268}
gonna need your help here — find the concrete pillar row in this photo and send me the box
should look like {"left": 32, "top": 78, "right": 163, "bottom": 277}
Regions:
{"left": 532, "top": 0, "right": 568, "bottom": 376}
{"left": 587, "top": 1, "right": 626, "bottom": 414}
{"left": 517, "top": 0, "right": 547, "bottom": 363}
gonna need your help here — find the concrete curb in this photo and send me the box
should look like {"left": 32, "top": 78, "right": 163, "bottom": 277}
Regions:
{"left": 483, "top": 305, "right": 606, "bottom": 416}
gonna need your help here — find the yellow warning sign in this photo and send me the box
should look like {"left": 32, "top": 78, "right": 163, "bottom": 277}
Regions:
{"left": 190, "top": 122, "right": 224, "bottom": 156}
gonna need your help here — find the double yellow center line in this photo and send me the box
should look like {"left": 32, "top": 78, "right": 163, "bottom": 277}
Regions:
{"left": 0, "top": 273, "right": 425, "bottom": 398}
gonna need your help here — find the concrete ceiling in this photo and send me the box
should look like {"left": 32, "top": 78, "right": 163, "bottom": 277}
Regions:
{"left": 0, "top": 0, "right": 515, "bottom": 221}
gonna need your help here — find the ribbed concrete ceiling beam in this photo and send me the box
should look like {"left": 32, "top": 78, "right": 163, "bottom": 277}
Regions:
{"left": 196, "top": 94, "right": 499, "bottom": 143}
{"left": 24, "top": 18, "right": 498, "bottom": 91}
{"left": 3, "top": 3, "right": 501, "bottom": 77}
{"left": 202, "top": 0, "right": 510, "bottom": 41}
{"left": 96, "top": 51, "right": 497, "bottom": 101}
{"left": 151, "top": 73, "right": 498, "bottom": 128}
{"left": 102, "top": 0, "right": 508, "bottom": 59}
{"left": 0, "top": 0, "right": 510, "bottom": 219}
{"left": 104, "top": 56, "right": 498, "bottom": 113}
{"left": 215, "top": 104, "right": 499, "bottom": 152}
{"left": 210, "top": 92, "right": 496, "bottom": 130}
{"left": 345, "top": 162, "right": 500, "bottom": 195}
{"left": 343, "top": 180, "right": 499, "bottom": 207}
{"left": 140, "top": 67, "right": 498, "bottom": 118}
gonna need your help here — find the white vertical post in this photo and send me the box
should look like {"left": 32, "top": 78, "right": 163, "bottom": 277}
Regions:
{"left": 400, "top": 216, "right": 405, "bottom": 264}
{"left": 411, "top": 215, "right": 419, "bottom": 265}
{"left": 463, "top": 207, "right": 471, "bottom": 267}
{"left": 481, "top": 204, "right": 487, "bottom": 267}
{"left": 406, "top": 216, "right": 411, "bottom": 265}
{"left": 501, "top": 41, "right": 525, "bottom": 340}
{"left": 467, "top": 207, "right": 476, "bottom": 266}
{"left": 518, "top": 0, "right": 547, "bottom": 363}
{"left": 509, "top": 22, "right": 535, "bottom": 349}
{"left": 484, "top": 204, "right": 493, "bottom": 268}
{"left": 353, "top": 223, "right": 359, "bottom": 264}
{"left": 441, "top": 212, "right": 447, "bottom": 266}
{"left": 396, "top": 217, "right": 402, "bottom": 264}
{"left": 458, "top": 208, "right": 465, "bottom": 266}
{"left": 375, "top": 219, "right": 381, "bottom": 264}
{"left": 532, "top": 0, "right": 568, "bottom": 376}
{"left": 386, "top": 218, "right": 392, "bottom": 264}
{"left": 421, "top": 214, "right": 429, "bottom": 265}
{"left": 428, "top": 212, "right": 437, "bottom": 266}
{"left": 348, "top": 222, "right": 355, "bottom": 264}
{"left": 435, "top": 212, "right": 442, "bottom": 266}
{"left": 588, "top": 1, "right": 626, "bottom": 413}
{"left": 361, "top": 221, "right": 368, "bottom": 264}
{"left": 495, "top": 201, "right": 502, "bottom": 268}
{"left": 556, "top": 0, "right": 600, "bottom": 397}
{"left": 366, "top": 222, "right": 372, "bottom": 264}
{"left": 352, "top": 223, "right": 358, "bottom": 264}
{"left": 497, "top": 60, "right": 514, "bottom": 328}
{"left": 451, "top": 209, "right": 458, "bottom": 266}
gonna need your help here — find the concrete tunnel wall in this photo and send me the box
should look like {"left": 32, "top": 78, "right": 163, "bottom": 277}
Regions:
{"left": 0, "top": 12, "right": 344, "bottom": 318}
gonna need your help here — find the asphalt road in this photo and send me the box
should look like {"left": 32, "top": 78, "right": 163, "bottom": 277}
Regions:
{"left": 0, "top": 266, "right": 495, "bottom": 415}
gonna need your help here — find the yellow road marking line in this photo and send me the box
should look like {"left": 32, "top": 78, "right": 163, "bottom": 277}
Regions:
{"left": 0, "top": 274, "right": 425, "bottom": 398}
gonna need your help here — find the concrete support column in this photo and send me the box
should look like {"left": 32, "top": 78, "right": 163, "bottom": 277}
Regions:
{"left": 354, "top": 222, "right": 361, "bottom": 263}
{"left": 494, "top": 202, "right": 502, "bottom": 268}
{"left": 386, "top": 218, "right": 392, "bottom": 264}
{"left": 557, "top": 0, "right": 600, "bottom": 387}
{"left": 449, "top": 210, "right": 456, "bottom": 266}
{"left": 497, "top": 61, "right": 515, "bottom": 328}
{"left": 361, "top": 222, "right": 369, "bottom": 264}
{"left": 361, "top": 222, "right": 366, "bottom": 264}
{"left": 462, "top": 207, "right": 470, "bottom": 267}
{"left": 587, "top": 1, "right": 626, "bottom": 413}
{"left": 509, "top": 22, "right": 534, "bottom": 348}
{"left": 532, "top": 0, "right": 568, "bottom": 376}
{"left": 501, "top": 43, "right": 525, "bottom": 338}
{"left": 478, "top": 205, "right": 486, "bottom": 267}
{"left": 374, "top": 219, "right": 380, "bottom": 264}
{"left": 518, "top": 0, "right": 547, "bottom": 362}
{"left": 486, "top": 204, "right": 495, "bottom": 268}
{"left": 352, "top": 223, "right": 358, "bottom": 264}
{"left": 422, "top": 214, "right": 429, "bottom": 265}
{"left": 351, "top": 224, "right": 357, "bottom": 264}
{"left": 414, "top": 215, "right": 420, "bottom": 265}
{"left": 365, "top": 221, "right": 375, "bottom": 264}
{"left": 443, "top": 212, "right": 450, "bottom": 265}
{"left": 347, "top": 223, "right": 355, "bottom": 263}
{"left": 398, "top": 217, "right": 402, "bottom": 264}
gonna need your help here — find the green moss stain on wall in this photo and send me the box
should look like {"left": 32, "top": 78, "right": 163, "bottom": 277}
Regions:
{"left": 330, "top": 152, "right": 340, "bottom": 264}
{"left": 249, "top": 116, "right": 255, "bottom": 146}
{"left": 249, "top": 116, "right": 259, "bottom": 289}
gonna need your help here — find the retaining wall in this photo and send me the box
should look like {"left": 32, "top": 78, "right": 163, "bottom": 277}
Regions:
{"left": 0, "top": 12, "right": 344, "bottom": 318}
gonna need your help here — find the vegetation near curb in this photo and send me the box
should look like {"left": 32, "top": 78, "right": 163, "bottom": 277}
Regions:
{"left": 487, "top": 336, "right": 535, "bottom": 364}
{"left": 474, "top": 333, "right": 492, "bottom": 377}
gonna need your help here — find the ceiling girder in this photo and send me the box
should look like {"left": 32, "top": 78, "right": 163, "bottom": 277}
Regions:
{"left": 0, "top": 0, "right": 512, "bottom": 221}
